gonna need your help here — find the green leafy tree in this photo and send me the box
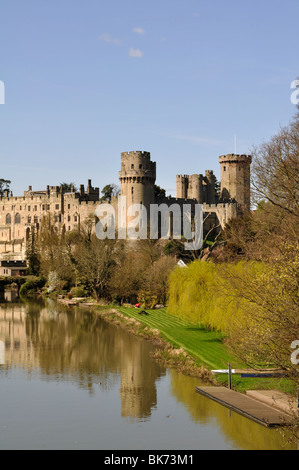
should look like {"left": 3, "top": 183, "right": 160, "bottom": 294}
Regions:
{"left": 0, "top": 179, "right": 11, "bottom": 196}
{"left": 154, "top": 185, "right": 166, "bottom": 199}
{"left": 60, "top": 182, "right": 77, "bottom": 193}
{"left": 100, "top": 184, "right": 120, "bottom": 202}
{"left": 25, "top": 229, "right": 41, "bottom": 276}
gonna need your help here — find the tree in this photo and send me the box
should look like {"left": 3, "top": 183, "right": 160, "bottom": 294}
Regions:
{"left": 100, "top": 184, "right": 120, "bottom": 203}
{"left": 60, "top": 182, "right": 77, "bottom": 193}
{"left": 36, "top": 214, "right": 75, "bottom": 289}
{"left": 141, "top": 256, "right": 177, "bottom": 305}
{"left": 221, "top": 246, "right": 299, "bottom": 386}
{"left": 0, "top": 179, "right": 11, "bottom": 196}
{"left": 25, "top": 229, "right": 40, "bottom": 275}
{"left": 109, "top": 249, "right": 147, "bottom": 302}
{"left": 251, "top": 113, "right": 299, "bottom": 217}
{"left": 154, "top": 184, "right": 166, "bottom": 199}
{"left": 72, "top": 234, "right": 120, "bottom": 301}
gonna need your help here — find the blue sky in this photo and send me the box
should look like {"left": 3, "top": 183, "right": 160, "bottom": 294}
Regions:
{"left": 0, "top": 0, "right": 298, "bottom": 196}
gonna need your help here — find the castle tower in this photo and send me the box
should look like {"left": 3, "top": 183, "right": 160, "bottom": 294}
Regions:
{"left": 204, "top": 170, "right": 216, "bottom": 204}
{"left": 219, "top": 154, "right": 252, "bottom": 212}
{"left": 119, "top": 151, "right": 156, "bottom": 226}
{"left": 176, "top": 175, "right": 188, "bottom": 199}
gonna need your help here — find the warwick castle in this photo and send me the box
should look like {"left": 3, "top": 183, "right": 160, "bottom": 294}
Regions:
{"left": 0, "top": 151, "right": 251, "bottom": 274}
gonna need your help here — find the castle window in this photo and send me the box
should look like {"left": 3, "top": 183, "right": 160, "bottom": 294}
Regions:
{"left": 139, "top": 164, "right": 142, "bottom": 169}
{"left": 223, "top": 166, "right": 226, "bottom": 172}
{"left": 34, "top": 216, "right": 38, "bottom": 224}
{"left": 15, "top": 213, "right": 21, "bottom": 224}
{"left": 74, "top": 215, "right": 78, "bottom": 222}
{"left": 55, "top": 204, "right": 59, "bottom": 210}
{"left": 6, "top": 214, "right": 11, "bottom": 225}
{"left": 34, "top": 205, "right": 37, "bottom": 211}
{"left": 131, "top": 164, "right": 134, "bottom": 169}
{"left": 28, "top": 216, "right": 32, "bottom": 224}
{"left": 28, "top": 205, "right": 31, "bottom": 211}
{"left": 131, "top": 187, "right": 134, "bottom": 195}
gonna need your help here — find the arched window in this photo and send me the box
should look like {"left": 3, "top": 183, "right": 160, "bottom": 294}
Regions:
{"left": 15, "top": 213, "right": 21, "bottom": 224}
{"left": 6, "top": 214, "right": 11, "bottom": 225}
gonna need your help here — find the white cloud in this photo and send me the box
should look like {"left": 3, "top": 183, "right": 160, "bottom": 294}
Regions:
{"left": 129, "top": 48, "right": 143, "bottom": 58}
{"left": 174, "top": 134, "right": 229, "bottom": 146}
{"left": 132, "top": 27, "right": 146, "bottom": 35}
{"left": 99, "top": 33, "right": 121, "bottom": 45}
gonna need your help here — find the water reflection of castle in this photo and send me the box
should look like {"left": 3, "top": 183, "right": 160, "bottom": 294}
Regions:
{"left": 0, "top": 299, "right": 165, "bottom": 420}
{"left": 0, "top": 303, "right": 39, "bottom": 369}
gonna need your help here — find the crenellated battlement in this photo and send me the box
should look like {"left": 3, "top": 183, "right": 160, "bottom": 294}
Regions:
{"left": 121, "top": 151, "right": 151, "bottom": 160}
{"left": 0, "top": 148, "right": 252, "bottom": 263}
{"left": 219, "top": 153, "right": 252, "bottom": 164}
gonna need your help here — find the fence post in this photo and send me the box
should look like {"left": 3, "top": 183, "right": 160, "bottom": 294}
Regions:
{"left": 228, "top": 363, "right": 232, "bottom": 390}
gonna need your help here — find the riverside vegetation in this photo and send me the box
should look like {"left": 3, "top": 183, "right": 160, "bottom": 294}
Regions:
{"left": 2, "top": 110, "right": 298, "bottom": 439}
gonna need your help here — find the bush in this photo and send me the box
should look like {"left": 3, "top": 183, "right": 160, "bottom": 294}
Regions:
{"left": 70, "top": 286, "right": 87, "bottom": 298}
{"left": 19, "top": 276, "right": 46, "bottom": 296}
{"left": 138, "top": 291, "right": 158, "bottom": 309}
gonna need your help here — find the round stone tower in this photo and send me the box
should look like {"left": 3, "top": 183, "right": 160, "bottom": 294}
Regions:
{"left": 119, "top": 151, "right": 156, "bottom": 224}
{"left": 219, "top": 154, "right": 252, "bottom": 212}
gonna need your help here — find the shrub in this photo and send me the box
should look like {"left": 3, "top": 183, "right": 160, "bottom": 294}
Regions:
{"left": 19, "top": 276, "right": 46, "bottom": 296}
{"left": 138, "top": 290, "right": 158, "bottom": 309}
{"left": 70, "top": 286, "right": 87, "bottom": 298}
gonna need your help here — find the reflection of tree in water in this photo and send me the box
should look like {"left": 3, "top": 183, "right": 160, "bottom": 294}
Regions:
{"left": 23, "top": 300, "right": 165, "bottom": 419}
{"left": 169, "top": 371, "right": 294, "bottom": 450}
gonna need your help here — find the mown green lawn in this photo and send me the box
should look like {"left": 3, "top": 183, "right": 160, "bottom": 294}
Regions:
{"left": 117, "top": 306, "right": 243, "bottom": 370}
{"left": 115, "top": 306, "right": 296, "bottom": 395}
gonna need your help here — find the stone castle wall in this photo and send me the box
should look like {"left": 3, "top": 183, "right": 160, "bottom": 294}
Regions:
{"left": 0, "top": 151, "right": 251, "bottom": 262}
{"left": 0, "top": 181, "right": 100, "bottom": 260}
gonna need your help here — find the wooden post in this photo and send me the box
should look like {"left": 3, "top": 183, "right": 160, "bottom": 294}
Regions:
{"left": 228, "top": 363, "right": 232, "bottom": 390}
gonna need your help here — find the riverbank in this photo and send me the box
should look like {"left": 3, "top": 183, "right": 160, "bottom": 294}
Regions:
{"left": 56, "top": 296, "right": 298, "bottom": 403}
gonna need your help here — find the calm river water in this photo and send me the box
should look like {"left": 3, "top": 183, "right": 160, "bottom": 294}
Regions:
{"left": 0, "top": 291, "right": 295, "bottom": 450}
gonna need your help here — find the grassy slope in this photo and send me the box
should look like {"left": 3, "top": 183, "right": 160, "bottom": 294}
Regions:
{"left": 116, "top": 306, "right": 296, "bottom": 394}
{"left": 117, "top": 306, "right": 241, "bottom": 370}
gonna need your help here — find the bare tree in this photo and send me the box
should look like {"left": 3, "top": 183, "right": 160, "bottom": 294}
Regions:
{"left": 251, "top": 114, "right": 299, "bottom": 217}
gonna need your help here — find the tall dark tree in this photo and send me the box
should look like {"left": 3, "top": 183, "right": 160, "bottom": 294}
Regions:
{"left": 60, "top": 182, "right": 77, "bottom": 193}
{"left": 0, "top": 179, "right": 11, "bottom": 196}
{"left": 100, "top": 184, "right": 120, "bottom": 202}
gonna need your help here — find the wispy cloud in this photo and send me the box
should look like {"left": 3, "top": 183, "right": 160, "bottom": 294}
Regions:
{"left": 132, "top": 27, "right": 146, "bottom": 35}
{"left": 129, "top": 48, "right": 143, "bottom": 58}
{"left": 173, "top": 134, "right": 229, "bottom": 147}
{"left": 99, "top": 33, "right": 121, "bottom": 45}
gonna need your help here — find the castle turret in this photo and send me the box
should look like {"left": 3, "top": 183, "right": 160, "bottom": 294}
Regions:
{"left": 119, "top": 151, "right": 156, "bottom": 225}
{"left": 204, "top": 170, "right": 216, "bottom": 204}
{"left": 219, "top": 154, "right": 252, "bottom": 212}
{"left": 176, "top": 175, "right": 188, "bottom": 200}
